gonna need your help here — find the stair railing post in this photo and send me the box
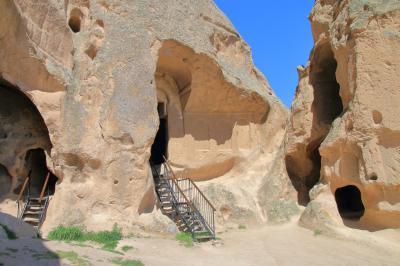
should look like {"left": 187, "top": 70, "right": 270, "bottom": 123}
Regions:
{"left": 162, "top": 156, "right": 216, "bottom": 239}
{"left": 17, "top": 174, "right": 30, "bottom": 202}
{"left": 39, "top": 172, "right": 50, "bottom": 203}
{"left": 16, "top": 174, "right": 29, "bottom": 218}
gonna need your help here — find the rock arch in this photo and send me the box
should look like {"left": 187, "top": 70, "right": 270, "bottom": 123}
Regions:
{"left": 0, "top": 79, "right": 56, "bottom": 200}
{"left": 151, "top": 40, "right": 268, "bottom": 180}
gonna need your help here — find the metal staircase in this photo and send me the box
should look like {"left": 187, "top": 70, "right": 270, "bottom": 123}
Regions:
{"left": 17, "top": 171, "right": 51, "bottom": 231}
{"left": 152, "top": 158, "right": 216, "bottom": 241}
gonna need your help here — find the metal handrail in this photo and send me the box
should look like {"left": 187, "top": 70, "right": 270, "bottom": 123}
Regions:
{"left": 161, "top": 157, "right": 216, "bottom": 238}
{"left": 17, "top": 172, "right": 31, "bottom": 219}
{"left": 176, "top": 178, "right": 215, "bottom": 237}
{"left": 152, "top": 164, "right": 192, "bottom": 233}
{"left": 17, "top": 175, "right": 30, "bottom": 202}
{"left": 39, "top": 172, "right": 50, "bottom": 203}
{"left": 16, "top": 171, "right": 52, "bottom": 232}
{"left": 38, "top": 184, "right": 50, "bottom": 230}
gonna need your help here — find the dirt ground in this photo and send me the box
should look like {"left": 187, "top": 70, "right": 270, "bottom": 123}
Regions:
{"left": 1, "top": 221, "right": 399, "bottom": 266}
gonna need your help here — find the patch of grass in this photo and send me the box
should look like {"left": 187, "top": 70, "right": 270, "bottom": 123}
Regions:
{"left": 314, "top": 229, "right": 322, "bottom": 236}
{"left": 48, "top": 224, "right": 122, "bottom": 251}
{"left": 85, "top": 225, "right": 122, "bottom": 251}
{"left": 193, "top": 231, "right": 212, "bottom": 239}
{"left": 31, "top": 251, "right": 59, "bottom": 260}
{"left": 121, "top": 245, "right": 134, "bottom": 252}
{"left": 0, "top": 224, "right": 17, "bottom": 240}
{"left": 5, "top": 248, "right": 18, "bottom": 253}
{"left": 110, "top": 257, "right": 144, "bottom": 266}
{"left": 48, "top": 226, "right": 84, "bottom": 241}
{"left": 238, "top": 224, "right": 246, "bottom": 230}
{"left": 0, "top": 251, "right": 10, "bottom": 257}
{"left": 57, "top": 251, "right": 92, "bottom": 266}
{"left": 175, "top": 232, "right": 193, "bottom": 247}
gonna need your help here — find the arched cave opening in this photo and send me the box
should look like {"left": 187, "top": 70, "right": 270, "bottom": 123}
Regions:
{"left": 150, "top": 102, "right": 169, "bottom": 168}
{"left": 0, "top": 79, "right": 58, "bottom": 201}
{"left": 285, "top": 43, "right": 343, "bottom": 206}
{"left": 311, "top": 44, "right": 343, "bottom": 125}
{"left": 68, "top": 8, "right": 83, "bottom": 33}
{"left": 335, "top": 185, "right": 365, "bottom": 220}
{"left": 25, "top": 149, "right": 58, "bottom": 197}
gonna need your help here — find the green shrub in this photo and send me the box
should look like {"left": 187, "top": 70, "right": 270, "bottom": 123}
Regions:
{"left": 121, "top": 245, "right": 134, "bottom": 252}
{"left": 313, "top": 229, "right": 322, "bottom": 236}
{"left": 48, "top": 224, "right": 122, "bottom": 251}
{"left": 48, "top": 226, "right": 84, "bottom": 241}
{"left": 0, "top": 224, "right": 17, "bottom": 240}
{"left": 175, "top": 232, "right": 193, "bottom": 247}
{"left": 238, "top": 224, "right": 246, "bottom": 230}
{"left": 110, "top": 257, "right": 144, "bottom": 266}
{"left": 85, "top": 224, "right": 122, "bottom": 251}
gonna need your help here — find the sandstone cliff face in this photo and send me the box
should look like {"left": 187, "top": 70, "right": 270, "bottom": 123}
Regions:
{"left": 0, "top": 0, "right": 296, "bottom": 232}
{"left": 285, "top": 0, "right": 400, "bottom": 232}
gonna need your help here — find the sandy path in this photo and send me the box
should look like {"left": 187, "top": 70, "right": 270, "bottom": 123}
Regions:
{"left": 126, "top": 223, "right": 400, "bottom": 266}
{"left": 0, "top": 222, "right": 399, "bottom": 266}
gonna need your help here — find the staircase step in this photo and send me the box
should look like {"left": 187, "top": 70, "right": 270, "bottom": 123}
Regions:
{"left": 22, "top": 213, "right": 40, "bottom": 219}
{"left": 160, "top": 197, "right": 172, "bottom": 201}
{"left": 30, "top": 197, "right": 49, "bottom": 202}
{"left": 152, "top": 163, "right": 215, "bottom": 241}
{"left": 24, "top": 220, "right": 40, "bottom": 226}
{"left": 23, "top": 210, "right": 41, "bottom": 215}
{"left": 26, "top": 203, "right": 44, "bottom": 207}
{"left": 194, "top": 234, "right": 213, "bottom": 240}
{"left": 156, "top": 184, "right": 170, "bottom": 188}
{"left": 26, "top": 206, "right": 44, "bottom": 211}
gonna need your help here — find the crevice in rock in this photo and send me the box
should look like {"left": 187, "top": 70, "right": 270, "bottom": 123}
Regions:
{"left": 285, "top": 43, "right": 343, "bottom": 206}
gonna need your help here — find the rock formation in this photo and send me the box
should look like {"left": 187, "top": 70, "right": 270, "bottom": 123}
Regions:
{"left": 0, "top": 0, "right": 296, "bottom": 233}
{"left": 285, "top": 0, "right": 400, "bottom": 232}
{"left": 1, "top": 0, "right": 398, "bottom": 236}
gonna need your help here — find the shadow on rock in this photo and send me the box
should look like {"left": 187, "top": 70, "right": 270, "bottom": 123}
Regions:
{"left": 0, "top": 212, "right": 61, "bottom": 266}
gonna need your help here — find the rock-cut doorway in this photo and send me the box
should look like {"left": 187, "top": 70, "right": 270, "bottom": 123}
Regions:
{"left": 150, "top": 102, "right": 168, "bottom": 168}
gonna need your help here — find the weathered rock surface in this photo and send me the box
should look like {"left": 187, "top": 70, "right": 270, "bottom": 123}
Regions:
{"left": 285, "top": 0, "right": 400, "bottom": 232}
{"left": 0, "top": 0, "right": 296, "bottom": 233}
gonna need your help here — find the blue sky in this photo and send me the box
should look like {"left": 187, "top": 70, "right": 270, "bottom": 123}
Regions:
{"left": 214, "top": 1, "right": 315, "bottom": 107}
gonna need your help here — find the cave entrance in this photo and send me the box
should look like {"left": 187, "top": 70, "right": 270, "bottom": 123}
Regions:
{"left": 150, "top": 103, "right": 168, "bottom": 167}
{"left": 311, "top": 44, "right": 343, "bottom": 125}
{"left": 0, "top": 79, "right": 57, "bottom": 198}
{"left": 25, "top": 149, "right": 58, "bottom": 197}
{"left": 285, "top": 43, "right": 344, "bottom": 206}
{"left": 335, "top": 185, "right": 365, "bottom": 220}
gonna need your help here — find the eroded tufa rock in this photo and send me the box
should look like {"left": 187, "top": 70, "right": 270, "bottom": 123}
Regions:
{"left": 285, "top": 0, "right": 400, "bottom": 232}
{"left": 0, "top": 0, "right": 295, "bottom": 234}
